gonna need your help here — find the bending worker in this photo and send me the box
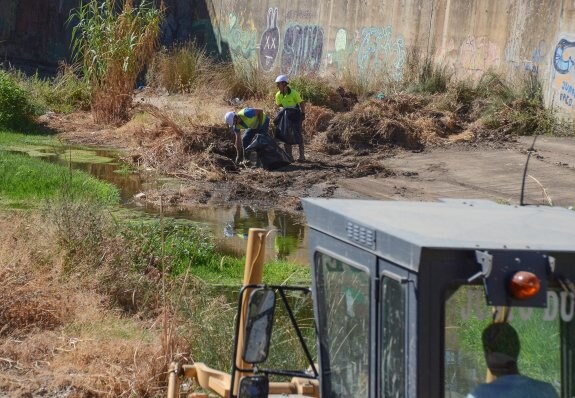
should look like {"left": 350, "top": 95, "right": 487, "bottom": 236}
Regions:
{"left": 274, "top": 74, "right": 306, "bottom": 162}
{"left": 224, "top": 107, "right": 270, "bottom": 164}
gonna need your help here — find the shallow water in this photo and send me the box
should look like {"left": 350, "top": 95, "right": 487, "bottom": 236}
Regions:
{"left": 47, "top": 147, "right": 310, "bottom": 265}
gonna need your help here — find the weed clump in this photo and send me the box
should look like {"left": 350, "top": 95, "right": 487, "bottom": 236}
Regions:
{"left": 221, "top": 62, "right": 273, "bottom": 101}
{"left": 147, "top": 42, "right": 217, "bottom": 94}
{"left": 12, "top": 64, "right": 91, "bottom": 114}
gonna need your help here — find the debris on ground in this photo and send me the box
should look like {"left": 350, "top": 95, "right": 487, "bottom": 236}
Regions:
{"left": 50, "top": 88, "right": 523, "bottom": 210}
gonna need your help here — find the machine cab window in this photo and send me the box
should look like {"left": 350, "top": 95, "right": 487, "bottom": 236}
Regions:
{"left": 304, "top": 198, "right": 575, "bottom": 398}
{"left": 314, "top": 251, "right": 371, "bottom": 398}
{"left": 444, "top": 285, "right": 574, "bottom": 398}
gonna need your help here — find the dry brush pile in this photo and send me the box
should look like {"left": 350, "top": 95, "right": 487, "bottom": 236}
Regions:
{"left": 308, "top": 94, "right": 464, "bottom": 155}
{"left": 0, "top": 211, "right": 184, "bottom": 397}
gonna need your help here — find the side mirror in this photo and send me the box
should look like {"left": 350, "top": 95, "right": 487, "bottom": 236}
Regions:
{"left": 238, "top": 375, "right": 269, "bottom": 398}
{"left": 243, "top": 288, "right": 276, "bottom": 363}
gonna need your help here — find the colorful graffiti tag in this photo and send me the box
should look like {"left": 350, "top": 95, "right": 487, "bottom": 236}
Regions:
{"left": 280, "top": 24, "right": 324, "bottom": 76}
{"left": 356, "top": 27, "right": 406, "bottom": 81}
{"left": 225, "top": 12, "right": 258, "bottom": 67}
{"left": 259, "top": 8, "right": 280, "bottom": 72}
{"left": 551, "top": 37, "right": 575, "bottom": 110}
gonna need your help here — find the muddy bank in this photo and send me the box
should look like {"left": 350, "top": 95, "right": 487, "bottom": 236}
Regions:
{"left": 46, "top": 91, "right": 520, "bottom": 211}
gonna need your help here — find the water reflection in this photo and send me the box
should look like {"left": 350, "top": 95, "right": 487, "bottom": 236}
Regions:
{"left": 47, "top": 146, "right": 310, "bottom": 265}
{"left": 138, "top": 203, "right": 309, "bottom": 265}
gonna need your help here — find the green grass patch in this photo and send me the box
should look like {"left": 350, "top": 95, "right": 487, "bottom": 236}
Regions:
{"left": 0, "top": 128, "right": 58, "bottom": 146}
{"left": 120, "top": 219, "right": 311, "bottom": 286}
{"left": 0, "top": 151, "right": 119, "bottom": 205}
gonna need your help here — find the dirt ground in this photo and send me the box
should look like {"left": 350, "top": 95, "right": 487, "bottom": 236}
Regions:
{"left": 43, "top": 88, "right": 575, "bottom": 211}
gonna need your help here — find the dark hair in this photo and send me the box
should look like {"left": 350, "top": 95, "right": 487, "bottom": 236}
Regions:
{"left": 482, "top": 322, "right": 520, "bottom": 359}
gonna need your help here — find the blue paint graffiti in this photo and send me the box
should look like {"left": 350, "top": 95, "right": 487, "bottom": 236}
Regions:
{"left": 560, "top": 80, "right": 575, "bottom": 107}
{"left": 280, "top": 24, "right": 324, "bottom": 76}
{"left": 553, "top": 38, "right": 575, "bottom": 74}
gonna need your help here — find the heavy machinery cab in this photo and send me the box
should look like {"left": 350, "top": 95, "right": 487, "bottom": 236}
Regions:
{"left": 171, "top": 198, "right": 575, "bottom": 398}
{"left": 303, "top": 198, "right": 575, "bottom": 398}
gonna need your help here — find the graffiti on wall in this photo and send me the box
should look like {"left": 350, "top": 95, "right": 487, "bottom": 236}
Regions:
{"left": 286, "top": 10, "right": 314, "bottom": 20}
{"left": 326, "top": 27, "right": 406, "bottom": 82}
{"left": 525, "top": 42, "right": 547, "bottom": 74}
{"left": 551, "top": 36, "right": 575, "bottom": 110}
{"left": 326, "top": 28, "right": 357, "bottom": 75}
{"left": 259, "top": 8, "right": 280, "bottom": 72}
{"left": 224, "top": 12, "right": 258, "bottom": 67}
{"left": 553, "top": 38, "right": 575, "bottom": 74}
{"left": 504, "top": 40, "right": 547, "bottom": 75}
{"left": 280, "top": 24, "right": 324, "bottom": 76}
{"left": 458, "top": 36, "right": 501, "bottom": 79}
{"left": 356, "top": 27, "right": 406, "bottom": 81}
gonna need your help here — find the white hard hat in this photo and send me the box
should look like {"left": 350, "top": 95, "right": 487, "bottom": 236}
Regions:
{"left": 275, "top": 74, "right": 289, "bottom": 83}
{"left": 224, "top": 111, "right": 235, "bottom": 126}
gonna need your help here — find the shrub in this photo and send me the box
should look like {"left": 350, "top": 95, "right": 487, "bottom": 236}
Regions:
{"left": 0, "top": 70, "right": 36, "bottom": 129}
{"left": 290, "top": 74, "right": 333, "bottom": 107}
{"left": 33, "top": 65, "right": 91, "bottom": 113}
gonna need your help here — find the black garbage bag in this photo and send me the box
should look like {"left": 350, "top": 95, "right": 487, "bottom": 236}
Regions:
{"left": 245, "top": 133, "right": 292, "bottom": 170}
{"left": 274, "top": 108, "right": 302, "bottom": 145}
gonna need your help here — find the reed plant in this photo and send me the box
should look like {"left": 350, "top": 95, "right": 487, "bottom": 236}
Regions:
{"left": 69, "top": 0, "right": 164, "bottom": 123}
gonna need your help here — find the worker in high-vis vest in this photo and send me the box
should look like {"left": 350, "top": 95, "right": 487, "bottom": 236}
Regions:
{"left": 274, "top": 74, "right": 306, "bottom": 161}
{"left": 224, "top": 107, "right": 270, "bottom": 164}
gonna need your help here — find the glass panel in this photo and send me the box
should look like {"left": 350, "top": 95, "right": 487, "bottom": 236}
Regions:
{"left": 380, "top": 277, "right": 405, "bottom": 398}
{"left": 315, "top": 252, "right": 370, "bottom": 398}
{"left": 444, "top": 285, "right": 569, "bottom": 398}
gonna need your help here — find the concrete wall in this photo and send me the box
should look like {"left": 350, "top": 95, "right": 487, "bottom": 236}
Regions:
{"left": 197, "top": 0, "right": 575, "bottom": 116}
{"left": 2, "top": 1, "right": 575, "bottom": 115}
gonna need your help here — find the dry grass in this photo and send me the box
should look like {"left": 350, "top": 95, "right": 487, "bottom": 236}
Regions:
{"left": 311, "top": 94, "right": 462, "bottom": 153}
{"left": 124, "top": 103, "right": 238, "bottom": 180}
{"left": 0, "top": 211, "right": 187, "bottom": 397}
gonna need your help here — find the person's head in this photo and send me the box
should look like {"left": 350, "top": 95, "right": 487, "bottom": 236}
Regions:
{"left": 482, "top": 322, "right": 520, "bottom": 376}
{"left": 225, "top": 111, "right": 237, "bottom": 127}
{"left": 275, "top": 74, "right": 289, "bottom": 92}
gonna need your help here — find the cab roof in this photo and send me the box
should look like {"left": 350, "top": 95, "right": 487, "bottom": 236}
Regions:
{"left": 303, "top": 198, "right": 575, "bottom": 270}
